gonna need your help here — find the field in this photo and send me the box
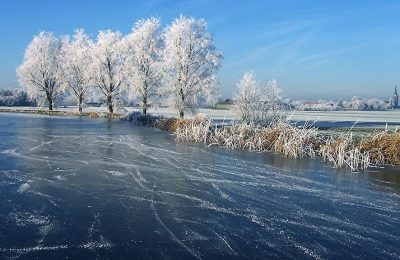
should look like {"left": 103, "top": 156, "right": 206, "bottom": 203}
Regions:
{"left": 1, "top": 106, "right": 399, "bottom": 129}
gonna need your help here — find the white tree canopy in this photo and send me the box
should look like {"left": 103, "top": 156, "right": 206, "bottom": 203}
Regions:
{"left": 234, "top": 73, "right": 285, "bottom": 123}
{"left": 60, "top": 29, "right": 93, "bottom": 112}
{"left": 123, "top": 17, "right": 163, "bottom": 115}
{"left": 161, "top": 15, "right": 222, "bottom": 118}
{"left": 17, "top": 31, "right": 62, "bottom": 110}
{"left": 90, "top": 30, "right": 125, "bottom": 113}
{"left": 264, "top": 79, "right": 284, "bottom": 114}
{"left": 233, "top": 72, "right": 264, "bottom": 123}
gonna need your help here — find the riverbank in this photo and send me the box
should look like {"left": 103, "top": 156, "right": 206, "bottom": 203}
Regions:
{"left": 128, "top": 114, "right": 400, "bottom": 171}
{"left": 1, "top": 106, "right": 399, "bottom": 171}
{"left": 0, "top": 108, "right": 123, "bottom": 118}
{"left": 2, "top": 106, "right": 400, "bottom": 128}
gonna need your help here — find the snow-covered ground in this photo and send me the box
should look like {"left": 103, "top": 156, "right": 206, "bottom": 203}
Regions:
{"left": 286, "top": 110, "right": 400, "bottom": 124}
{"left": 2, "top": 106, "right": 400, "bottom": 127}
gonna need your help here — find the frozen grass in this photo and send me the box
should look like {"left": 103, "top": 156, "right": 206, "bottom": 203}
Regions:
{"left": 174, "top": 117, "right": 319, "bottom": 158}
{"left": 320, "top": 132, "right": 371, "bottom": 171}
{"left": 149, "top": 115, "right": 400, "bottom": 171}
{"left": 361, "top": 129, "right": 400, "bottom": 165}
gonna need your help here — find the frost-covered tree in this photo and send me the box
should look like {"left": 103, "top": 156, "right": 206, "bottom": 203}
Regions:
{"left": 90, "top": 30, "right": 125, "bottom": 113}
{"left": 17, "top": 31, "right": 62, "bottom": 110}
{"left": 350, "top": 96, "right": 367, "bottom": 111}
{"left": 233, "top": 72, "right": 264, "bottom": 123}
{"left": 366, "top": 98, "right": 389, "bottom": 110}
{"left": 264, "top": 79, "right": 284, "bottom": 115}
{"left": 0, "top": 89, "right": 35, "bottom": 106}
{"left": 161, "top": 15, "right": 222, "bottom": 118}
{"left": 124, "top": 17, "right": 163, "bottom": 115}
{"left": 234, "top": 73, "right": 285, "bottom": 123}
{"left": 60, "top": 29, "right": 93, "bottom": 113}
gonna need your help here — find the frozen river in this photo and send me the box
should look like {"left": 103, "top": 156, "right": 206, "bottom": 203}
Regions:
{"left": 0, "top": 113, "right": 399, "bottom": 259}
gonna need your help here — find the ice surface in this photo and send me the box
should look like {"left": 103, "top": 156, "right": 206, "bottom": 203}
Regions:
{"left": 0, "top": 113, "right": 399, "bottom": 259}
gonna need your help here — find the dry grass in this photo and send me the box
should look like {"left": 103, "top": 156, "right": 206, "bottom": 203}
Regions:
{"left": 89, "top": 111, "right": 99, "bottom": 118}
{"left": 169, "top": 116, "right": 400, "bottom": 171}
{"left": 361, "top": 129, "right": 400, "bottom": 165}
{"left": 319, "top": 133, "right": 371, "bottom": 171}
{"left": 125, "top": 112, "right": 399, "bottom": 171}
{"left": 175, "top": 117, "right": 319, "bottom": 159}
{"left": 154, "top": 118, "right": 193, "bottom": 132}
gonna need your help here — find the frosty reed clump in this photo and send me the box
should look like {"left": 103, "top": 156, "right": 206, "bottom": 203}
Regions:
{"left": 152, "top": 115, "right": 400, "bottom": 171}
{"left": 319, "top": 132, "right": 371, "bottom": 171}
{"left": 174, "top": 116, "right": 319, "bottom": 158}
{"left": 360, "top": 129, "right": 400, "bottom": 165}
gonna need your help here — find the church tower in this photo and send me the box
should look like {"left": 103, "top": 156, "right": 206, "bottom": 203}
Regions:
{"left": 394, "top": 86, "right": 399, "bottom": 109}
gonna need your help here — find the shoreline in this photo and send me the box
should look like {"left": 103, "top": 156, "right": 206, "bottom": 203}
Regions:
{"left": 0, "top": 108, "right": 123, "bottom": 118}
{"left": 1, "top": 107, "right": 400, "bottom": 172}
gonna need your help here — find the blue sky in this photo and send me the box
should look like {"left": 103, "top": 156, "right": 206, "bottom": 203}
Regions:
{"left": 1, "top": 0, "right": 399, "bottom": 100}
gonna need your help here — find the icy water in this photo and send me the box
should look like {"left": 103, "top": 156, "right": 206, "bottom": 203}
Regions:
{"left": 0, "top": 113, "right": 399, "bottom": 259}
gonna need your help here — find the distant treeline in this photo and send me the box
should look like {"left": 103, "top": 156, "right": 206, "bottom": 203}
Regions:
{"left": 0, "top": 89, "right": 36, "bottom": 107}
{"left": 290, "top": 97, "right": 392, "bottom": 111}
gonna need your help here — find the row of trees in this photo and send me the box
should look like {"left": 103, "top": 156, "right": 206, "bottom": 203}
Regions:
{"left": 231, "top": 72, "right": 391, "bottom": 122}
{"left": 291, "top": 97, "right": 391, "bottom": 111}
{"left": 17, "top": 16, "right": 222, "bottom": 117}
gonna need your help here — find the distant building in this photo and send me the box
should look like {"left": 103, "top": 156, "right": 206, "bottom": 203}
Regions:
{"left": 215, "top": 99, "right": 234, "bottom": 110}
{"left": 394, "top": 86, "right": 399, "bottom": 109}
{"left": 389, "top": 86, "right": 399, "bottom": 109}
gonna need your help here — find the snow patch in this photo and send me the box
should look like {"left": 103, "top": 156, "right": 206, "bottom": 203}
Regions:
{"left": 105, "top": 170, "right": 126, "bottom": 177}
{"left": 17, "top": 183, "right": 30, "bottom": 193}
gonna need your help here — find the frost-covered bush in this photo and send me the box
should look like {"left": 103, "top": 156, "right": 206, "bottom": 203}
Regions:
{"left": 296, "top": 99, "right": 339, "bottom": 111}
{"left": 233, "top": 72, "right": 265, "bottom": 123}
{"left": 0, "top": 89, "right": 36, "bottom": 106}
{"left": 233, "top": 72, "right": 285, "bottom": 124}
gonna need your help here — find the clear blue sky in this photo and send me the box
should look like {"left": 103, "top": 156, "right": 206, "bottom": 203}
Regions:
{"left": 1, "top": 0, "right": 399, "bottom": 100}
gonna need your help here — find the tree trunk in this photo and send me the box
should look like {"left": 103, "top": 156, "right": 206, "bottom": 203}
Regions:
{"left": 179, "top": 88, "right": 185, "bottom": 118}
{"left": 78, "top": 95, "right": 83, "bottom": 113}
{"left": 47, "top": 93, "right": 53, "bottom": 111}
{"left": 107, "top": 95, "right": 113, "bottom": 113}
{"left": 48, "top": 96, "right": 53, "bottom": 111}
{"left": 142, "top": 96, "right": 147, "bottom": 115}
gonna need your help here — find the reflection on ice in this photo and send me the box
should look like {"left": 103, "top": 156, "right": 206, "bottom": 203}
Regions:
{"left": 0, "top": 113, "right": 399, "bottom": 259}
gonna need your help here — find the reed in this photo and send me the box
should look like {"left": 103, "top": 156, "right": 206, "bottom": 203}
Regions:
{"left": 127, "top": 112, "right": 399, "bottom": 171}
{"left": 360, "top": 129, "right": 400, "bottom": 165}
{"left": 171, "top": 116, "right": 399, "bottom": 171}
{"left": 319, "top": 133, "right": 371, "bottom": 171}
